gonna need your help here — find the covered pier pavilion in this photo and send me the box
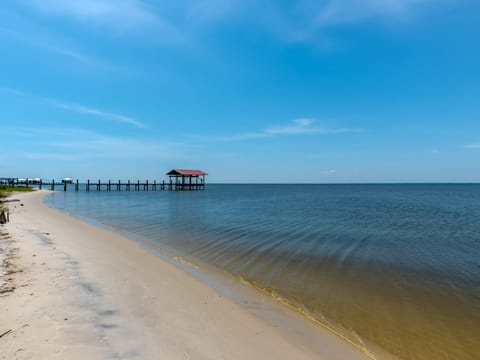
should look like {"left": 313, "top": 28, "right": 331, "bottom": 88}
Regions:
{"left": 166, "top": 169, "right": 207, "bottom": 191}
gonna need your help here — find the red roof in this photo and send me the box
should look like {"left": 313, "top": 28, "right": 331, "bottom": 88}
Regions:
{"left": 167, "top": 169, "right": 208, "bottom": 176}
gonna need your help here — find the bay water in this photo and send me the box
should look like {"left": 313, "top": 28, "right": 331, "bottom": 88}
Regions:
{"left": 44, "top": 184, "right": 480, "bottom": 359}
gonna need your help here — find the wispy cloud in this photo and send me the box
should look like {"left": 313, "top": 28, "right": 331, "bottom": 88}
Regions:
{"left": 1, "top": 87, "right": 146, "bottom": 128}
{"left": 314, "top": 0, "right": 426, "bottom": 26}
{"left": 265, "top": 118, "right": 350, "bottom": 135}
{"left": 464, "top": 143, "right": 480, "bottom": 149}
{"left": 188, "top": 118, "right": 361, "bottom": 142}
{"left": 187, "top": 0, "right": 236, "bottom": 22}
{"left": 19, "top": 0, "right": 450, "bottom": 45}
{"left": 46, "top": 45, "right": 106, "bottom": 67}
{"left": 0, "top": 26, "right": 115, "bottom": 69}
{"left": 26, "top": 0, "right": 157, "bottom": 28}
{"left": 259, "top": 0, "right": 451, "bottom": 45}
{"left": 23, "top": 152, "right": 83, "bottom": 161}
{"left": 10, "top": 127, "right": 192, "bottom": 161}
{"left": 179, "top": 0, "right": 450, "bottom": 45}
{"left": 23, "top": 0, "right": 183, "bottom": 43}
{"left": 0, "top": 87, "right": 26, "bottom": 97}
{"left": 3, "top": 0, "right": 457, "bottom": 65}
{"left": 52, "top": 102, "right": 145, "bottom": 128}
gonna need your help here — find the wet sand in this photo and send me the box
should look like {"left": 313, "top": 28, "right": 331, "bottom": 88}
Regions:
{"left": 0, "top": 191, "right": 368, "bottom": 359}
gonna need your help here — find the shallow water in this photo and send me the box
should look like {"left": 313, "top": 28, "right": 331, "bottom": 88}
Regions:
{"left": 45, "top": 184, "right": 480, "bottom": 359}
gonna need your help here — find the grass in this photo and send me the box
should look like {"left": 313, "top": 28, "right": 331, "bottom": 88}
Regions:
{"left": 0, "top": 185, "right": 34, "bottom": 198}
{"left": 1, "top": 185, "right": 33, "bottom": 212}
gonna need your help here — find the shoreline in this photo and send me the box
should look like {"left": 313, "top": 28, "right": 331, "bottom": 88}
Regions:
{"left": 1, "top": 191, "right": 368, "bottom": 359}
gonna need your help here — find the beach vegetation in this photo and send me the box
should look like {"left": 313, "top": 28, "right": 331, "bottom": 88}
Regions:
{"left": 0, "top": 185, "right": 33, "bottom": 198}
{"left": 1, "top": 186, "right": 32, "bottom": 214}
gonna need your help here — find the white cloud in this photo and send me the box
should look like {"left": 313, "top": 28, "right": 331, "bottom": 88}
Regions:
{"left": 465, "top": 143, "right": 480, "bottom": 149}
{"left": 266, "top": 118, "right": 334, "bottom": 135}
{"left": 187, "top": 132, "right": 268, "bottom": 142}
{"left": 188, "top": 118, "right": 361, "bottom": 142}
{"left": 266, "top": 118, "right": 314, "bottom": 135}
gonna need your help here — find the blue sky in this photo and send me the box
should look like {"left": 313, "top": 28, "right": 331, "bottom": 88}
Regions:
{"left": 1, "top": 0, "right": 479, "bottom": 183}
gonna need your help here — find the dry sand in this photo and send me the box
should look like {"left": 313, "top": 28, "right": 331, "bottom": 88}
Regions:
{"left": 0, "top": 191, "right": 368, "bottom": 359}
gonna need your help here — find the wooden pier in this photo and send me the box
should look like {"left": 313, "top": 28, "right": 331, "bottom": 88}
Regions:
{"left": 2, "top": 169, "right": 208, "bottom": 193}
{"left": 34, "top": 179, "right": 205, "bottom": 192}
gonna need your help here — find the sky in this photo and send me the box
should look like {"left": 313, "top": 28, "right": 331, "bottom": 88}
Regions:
{"left": 1, "top": 0, "right": 479, "bottom": 183}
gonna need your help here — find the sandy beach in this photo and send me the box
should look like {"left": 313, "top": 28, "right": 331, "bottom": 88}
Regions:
{"left": 0, "top": 191, "right": 368, "bottom": 360}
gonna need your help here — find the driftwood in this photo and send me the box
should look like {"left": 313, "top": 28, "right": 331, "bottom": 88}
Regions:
{"left": 0, "top": 286, "right": 15, "bottom": 294}
{"left": 0, "top": 211, "right": 7, "bottom": 224}
{"left": 0, "top": 329, "right": 12, "bottom": 339}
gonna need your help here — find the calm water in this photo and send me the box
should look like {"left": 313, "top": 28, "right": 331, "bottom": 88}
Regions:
{"left": 45, "top": 184, "right": 480, "bottom": 359}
